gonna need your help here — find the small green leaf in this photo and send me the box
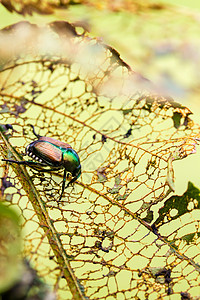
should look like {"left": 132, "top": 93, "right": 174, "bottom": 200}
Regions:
{"left": 0, "top": 203, "right": 22, "bottom": 293}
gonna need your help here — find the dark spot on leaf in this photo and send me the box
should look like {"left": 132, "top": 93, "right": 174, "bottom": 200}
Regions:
{"left": 0, "top": 124, "right": 13, "bottom": 133}
{"left": 124, "top": 128, "right": 132, "bottom": 138}
{"left": 105, "top": 270, "right": 117, "bottom": 277}
{"left": 115, "top": 175, "right": 121, "bottom": 185}
{"left": 108, "top": 175, "right": 122, "bottom": 194}
{"left": 142, "top": 210, "right": 153, "bottom": 223}
{"left": 5, "top": 124, "right": 13, "bottom": 130}
{"left": 0, "top": 103, "right": 10, "bottom": 113}
{"left": 122, "top": 108, "right": 132, "bottom": 115}
{"left": 48, "top": 63, "right": 54, "bottom": 72}
{"left": 181, "top": 292, "right": 191, "bottom": 300}
{"left": 14, "top": 103, "right": 26, "bottom": 114}
{"left": 151, "top": 223, "right": 159, "bottom": 235}
{"left": 154, "top": 182, "right": 200, "bottom": 228}
{"left": 172, "top": 111, "right": 182, "bottom": 128}
{"left": 102, "top": 248, "right": 109, "bottom": 253}
{"left": 95, "top": 238, "right": 111, "bottom": 253}
{"left": 106, "top": 230, "right": 114, "bottom": 239}
{"left": 86, "top": 211, "right": 92, "bottom": 215}
{"left": 116, "top": 193, "right": 128, "bottom": 200}
{"left": 31, "top": 80, "right": 38, "bottom": 87}
{"left": 102, "top": 135, "right": 107, "bottom": 143}
{"left": 1, "top": 177, "right": 13, "bottom": 195}
{"left": 181, "top": 233, "right": 196, "bottom": 244}
{"left": 167, "top": 287, "right": 172, "bottom": 295}
{"left": 50, "top": 21, "right": 78, "bottom": 38}
{"left": 155, "top": 268, "right": 172, "bottom": 284}
{"left": 183, "top": 116, "right": 190, "bottom": 127}
{"left": 95, "top": 240, "right": 101, "bottom": 248}
{"left": 97, "top": 168, "right": 107, "bottom": 182}
{"left": 138, "top": 270, "right": 142, "bottom": 277}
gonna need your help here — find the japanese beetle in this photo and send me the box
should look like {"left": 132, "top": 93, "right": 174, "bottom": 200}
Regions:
{"left": 2, "top": 125, "right": 81, "bottom": 201}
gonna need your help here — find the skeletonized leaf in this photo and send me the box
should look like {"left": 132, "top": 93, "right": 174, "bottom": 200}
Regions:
{"left": 0, "top": 21, "right": 200, "bottom": 299}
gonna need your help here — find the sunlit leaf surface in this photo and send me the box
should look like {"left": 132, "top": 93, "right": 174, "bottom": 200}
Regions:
{"left": 0, "top": 21, "right": 200, "bottom": 299}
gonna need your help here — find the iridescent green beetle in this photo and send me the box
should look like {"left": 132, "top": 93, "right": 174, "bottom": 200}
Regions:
{"left": 2, "top": 125, "right": 81, "bottom": 201}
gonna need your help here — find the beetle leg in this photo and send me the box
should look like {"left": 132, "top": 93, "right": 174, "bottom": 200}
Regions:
{"left": 59, "top": 168, "right": 67, "bottom": 201}
{"left": 66, "top": 175, "right": 78, "bottom": 189}
{"left": 2, "top": 159, "right": 62, "bottom": 173}
{"left": 2, "top": 159, "right": 31, "bottom": 165}
{"left": 2, "top": 159, "right": 53, "bottom": 171}
{"left": 33, "top": 167, "right": 61, "bottom": 173}
{"left": 29, "top": 124, "right": 41, "bottom": 138}
{"left": 58, "top": 172, "right": 79, "bottom": 201}
{"left": 2, "top": 159, "right": 46, "bottom": 167}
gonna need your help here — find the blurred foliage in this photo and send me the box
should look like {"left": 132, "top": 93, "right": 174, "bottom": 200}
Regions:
{"left": 0, "top": 202, "right": 21, "bottom": 293}
{"left": 0, "top": 1, "right": 200, "bottom": 300}
{"left": 0, "top": 259, "right": 56, "bottom": 300}
{"left": 1, "top": 0, "right": 166, "bottom": 15}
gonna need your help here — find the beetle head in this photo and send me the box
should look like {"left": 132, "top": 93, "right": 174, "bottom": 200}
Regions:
{"left": 65, "top": 164, "right": 81, "bottom": 189}
{"left": 72, "top": 164, "right": 81, "bottom": 180}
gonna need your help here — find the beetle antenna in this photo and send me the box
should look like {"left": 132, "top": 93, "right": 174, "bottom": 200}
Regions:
{"left": 29, "top": 124, "right": 41, "bottom": 138}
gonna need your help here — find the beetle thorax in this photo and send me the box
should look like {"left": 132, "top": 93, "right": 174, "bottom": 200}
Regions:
{"left": 62, "top": 149, "right": 80, "bottom": 172}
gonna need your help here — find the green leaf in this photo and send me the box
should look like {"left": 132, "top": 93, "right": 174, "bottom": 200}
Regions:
{"left": 0, "top": 203, "right": 21, "bottom": 293}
